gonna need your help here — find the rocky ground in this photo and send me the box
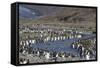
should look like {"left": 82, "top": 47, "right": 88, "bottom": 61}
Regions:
{"left": 19, "top": 52, "right": 95, "bottom": 64}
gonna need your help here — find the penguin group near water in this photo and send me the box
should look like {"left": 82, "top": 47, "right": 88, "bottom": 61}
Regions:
{"left": 71, "top": 38, "right": 96, "bottom": 60}
{"left": 19, "top": 25, "right": 96, "bottom": 64}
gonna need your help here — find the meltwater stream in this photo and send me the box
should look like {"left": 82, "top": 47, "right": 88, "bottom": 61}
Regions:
{"left": 32, "top": 34, "right": 96, "bottom": 55}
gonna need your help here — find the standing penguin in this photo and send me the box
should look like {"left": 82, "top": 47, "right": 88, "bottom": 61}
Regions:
{"left": 86, "top": 52, "right": 90, "bottom": 60}
{"left": 45, "top": 52, "right": 50, "bottom": 59}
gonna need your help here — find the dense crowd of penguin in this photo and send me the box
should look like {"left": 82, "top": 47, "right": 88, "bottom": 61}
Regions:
{"left": 19, "top": 26, "right": 96, "bottom": 64}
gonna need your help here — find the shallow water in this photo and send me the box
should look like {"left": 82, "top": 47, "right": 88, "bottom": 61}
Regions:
{"left": 32, "top": 34, "right": 96, "bottom": 55}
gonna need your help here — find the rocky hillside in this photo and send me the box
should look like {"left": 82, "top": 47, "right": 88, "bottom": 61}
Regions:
{"left": 19, "top": 4, "right": 96, "bottom": 30}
